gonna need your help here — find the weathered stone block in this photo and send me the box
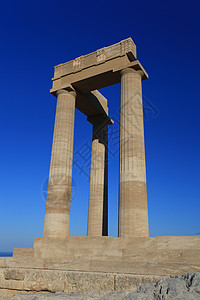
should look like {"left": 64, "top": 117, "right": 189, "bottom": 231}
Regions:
{"left": 24, "top": 269, "right": 65, "bottom": 292}
{"left": 115, "top": 274, "right": 162, "bottom": 291}
{"left": 4, "top": 269, "right": 25, "bottom": 281}
{"left": 0, "top": 268, "right": 24, "bottom": 290}
{"left": 64, "top": 271, "right": 115, "bottom": 293}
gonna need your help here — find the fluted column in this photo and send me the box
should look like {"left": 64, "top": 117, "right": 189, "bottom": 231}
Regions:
{"left": 87, "top": 117, "right": 110, "bottom": 236}
{"left": 118, "top": 68, "right": 149, "bottom": 237}
{"left": 43, "top": 89, "right": 76, "bottom": 238}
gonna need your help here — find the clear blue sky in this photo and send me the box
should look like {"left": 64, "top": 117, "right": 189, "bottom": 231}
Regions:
{"left": 0, "top": 0, "right": 200, "bottom": 252}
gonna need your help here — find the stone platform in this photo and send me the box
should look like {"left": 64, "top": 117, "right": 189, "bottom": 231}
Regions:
{"left": 0, "top": 236, "right": 200, "bottom": 297}
{"left": 14, "top": 236, "right": 200, "bottom": 263}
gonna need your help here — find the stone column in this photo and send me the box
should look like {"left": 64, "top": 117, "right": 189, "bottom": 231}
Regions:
{"left": 87, "top": 117, "right": 110, "bottom": 236}
{"left": 118, "top": 68, "right": 149, "bottom": 237}
{"left": 43, "top": 89, "right": 76, "bottom": 238}
{"left": 102, "top": 124, "right": 108, "bottom": 236}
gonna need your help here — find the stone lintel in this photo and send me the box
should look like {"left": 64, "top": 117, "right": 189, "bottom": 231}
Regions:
{"left": 87, "top": 114, "right": 114, "bottom": 126}
{"left": 84, "top": 90, "right": 109, "bottom": 116}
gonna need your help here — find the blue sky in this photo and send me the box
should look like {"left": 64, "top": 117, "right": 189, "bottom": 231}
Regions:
{"left": 0, "top": 0, "right": 200, "bottom": 252}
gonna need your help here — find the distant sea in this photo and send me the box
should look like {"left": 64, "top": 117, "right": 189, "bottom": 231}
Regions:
{"left": 0, "top": 252, "right": 13, "bottom": 257}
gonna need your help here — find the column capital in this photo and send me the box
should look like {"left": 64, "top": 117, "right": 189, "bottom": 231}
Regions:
{"left": 113, "top": 60, "right": 148, "bottom": 80}
{"left": 56, "top": 89, "right": 76, "bottom": 98}
{"left": 120, "top": 68, "right": 144, "bottom": 78}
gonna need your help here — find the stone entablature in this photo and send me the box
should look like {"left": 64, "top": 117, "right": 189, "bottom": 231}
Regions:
{"left": 53, "top": 38, "right": 137, "bottom": 80}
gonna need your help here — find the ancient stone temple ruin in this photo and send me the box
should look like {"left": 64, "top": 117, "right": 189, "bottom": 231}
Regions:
{"left": 0, "top": 38, "right": 199, "bottom": 297}
{"left": 43, "top": 37, "right": 148, "bottom": 240}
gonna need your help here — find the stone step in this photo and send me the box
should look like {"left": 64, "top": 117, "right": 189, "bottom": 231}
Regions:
{"left": 156, "top": 236, "right": 200, "bottom": 250}
{"left": 13, "top": 248, "right": 34, "bottom": 257}
{"left": 34, "top": 236, "right": 156, "bottom": 250}
{"left": 123, "top": 248, "right": 200, "bottom": 262}
{"left": 14, "top": 235, "right": 200, "bottom": 262}
{"left": 32, "top": 246, "right": 200, "bottom": 263}
{"left": 33, "top": 236, "right": 200, "bottom": 251}
{"left": 0, "top": 267, "right": 162, "bottom": 294}
{"left": 1, "top": 257, "right": 200, "bottom": 276}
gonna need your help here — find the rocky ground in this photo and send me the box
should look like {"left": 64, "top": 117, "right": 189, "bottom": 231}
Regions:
{"left": 5, "top": 272, "right": 200, "bottom": 299}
